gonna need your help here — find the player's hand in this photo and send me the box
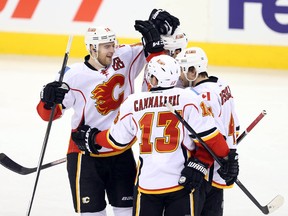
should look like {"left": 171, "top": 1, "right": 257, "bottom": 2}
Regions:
{"left": 178, "top": 157, "right": 208, "bottom": 191}
{"left": 148, "top": 9, "right": 180, "bottom": 35}
{"left": 134, "top": 20, "right": 164, "bottom": 54}
{"left": 217, "top": 149, "right": 239, "bottom": 186}
{"left": 71, "top": 125, "right": 102, "bottom": 154}
{"left": 41, "top": 81, "right": 70, "bottom": 109}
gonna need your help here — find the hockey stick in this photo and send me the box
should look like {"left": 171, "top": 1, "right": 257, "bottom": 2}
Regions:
{"left": 26, "top": 35, "right": 73, "bottom": 216}
{"left": 0, "top": 153, "right": 66, "bottom": 175}
{"left": 166, "top": 102, "right": 284, "bottom": 215}
{"left": 237, "top": 110, "right": 267, "bottom": 145}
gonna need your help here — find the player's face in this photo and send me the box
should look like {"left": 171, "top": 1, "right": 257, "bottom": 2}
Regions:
{"left": 172, "top": 49, "right": 182, "bottom": 58}
{"left": 163, "top": 48, "right": 181, "bottom": 58}
{"left": 180, "top": 69, "right": 189, "bottom": 87}
{"left": 97, "top": 42, "right": 116, "bottom": 66}
{"left": 180, "top": 67, "right": 197, "bottom": 87}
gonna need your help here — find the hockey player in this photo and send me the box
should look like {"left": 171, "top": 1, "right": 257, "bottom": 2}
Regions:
{"left": 161, "top": 27, "right": 188, "bottom": 58}
{"left": 141, "top": 27, "right": 188, "bottom": 91}
{"left": 37, "top": 9, "right": 179, "bottom": 216}
{"left": 176, "top": 47, "right": 240, "bottom": 216}
{"left": 71, "top": 54, "right": 231, "bottom": 216}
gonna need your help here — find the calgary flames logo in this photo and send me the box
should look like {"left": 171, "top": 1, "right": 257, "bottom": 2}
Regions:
{"left": 91, "top": 74, "right": 125, "bottom": 115}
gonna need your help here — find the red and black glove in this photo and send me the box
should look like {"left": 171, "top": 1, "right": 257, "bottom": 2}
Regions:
{"left": 134, "top": 20, "right": 164, "bottom": 54}
{"left": 71, "top": 125, "right": 102, "bottom": 155}
{"left": 40, "top": 81, "right": 69, "bottom": 109}
{"left": 148, "top": 9, "right": 180, "bottom": 35}
{"left": 178, "top": 157, "right": 208, "bottom": 191}
{"left": 217, "top": 149, "right": 239, "bottom": 186}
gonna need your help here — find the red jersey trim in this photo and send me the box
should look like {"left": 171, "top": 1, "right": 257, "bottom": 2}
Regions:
{"left": 36, "top": 100, "right": 62, "bottom": 121}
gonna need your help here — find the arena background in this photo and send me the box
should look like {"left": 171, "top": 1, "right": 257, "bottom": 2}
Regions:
{"left": 0, "top": 0, "right": 288, "bottom": 69}
{"left": 0, "top": 1, "right": 287, "bottom": 215}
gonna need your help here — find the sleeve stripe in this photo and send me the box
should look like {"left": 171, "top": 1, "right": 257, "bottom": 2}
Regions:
{"left": 190, "top": 127, "right": 220, "bottom": 143}
{"left": 105, "top": 130, "right": 137, "bottom": 150}
{"left": 108, "top": 133, "right": 130, "bottom": 148}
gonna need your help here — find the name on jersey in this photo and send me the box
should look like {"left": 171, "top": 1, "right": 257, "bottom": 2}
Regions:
{"left": 220, "top": 86, "right": 233, "bottom": 105}
{"left": 134, "top": 94, "right": 180, "bottom": 112}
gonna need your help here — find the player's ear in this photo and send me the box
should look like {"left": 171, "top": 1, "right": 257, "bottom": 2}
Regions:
{"left": 151, "top": 76, "right": 158, "bottom": 86}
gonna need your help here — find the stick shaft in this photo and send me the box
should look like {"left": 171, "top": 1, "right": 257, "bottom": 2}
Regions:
{"left": 237, "top": 110, "right": 266, "bottom": 144}
{"left": 26, "top": 35, "right": 73, "bottom": 216}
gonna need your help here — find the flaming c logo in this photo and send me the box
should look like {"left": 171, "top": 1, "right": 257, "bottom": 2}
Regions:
{"left": 91, "top": 74, "right": 125, "bottom": 115}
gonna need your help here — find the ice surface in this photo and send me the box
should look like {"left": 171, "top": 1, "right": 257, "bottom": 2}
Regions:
{"left": 0, "top": 55, "right": 287, "bottom": 215}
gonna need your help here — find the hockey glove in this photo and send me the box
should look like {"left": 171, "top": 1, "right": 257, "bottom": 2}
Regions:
{"left": 178, "top": 157, "right": 208, "bottom": 191}
{"left": 71, "top": 125, "right": 102, "bottom": 154}
{"left": 148, "top": 9, "right": 180, "bottom": 35}
{"left": 41, "top": 81, "right": 70, "bottom": 109}
{"left": 134, "top": 20, "right": 164, "bottom": 54}
{"left": 217, "top": 149, "right": 239, "bottom": 186}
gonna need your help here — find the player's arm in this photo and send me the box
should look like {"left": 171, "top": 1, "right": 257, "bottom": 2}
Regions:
{"left": 184, "top": 100, "right": 230, "bottom": 166}
{"left": 95, "top": 129, "right": 137, "bottom": 151}
{"left": 98, "top": 108, "right": 138, "bottom": 150}
{"left": 72, "top": 105, "right": 137, "bottom": 152}
{"left": 178, "top": 104, "right": 230, "bottom": 191}
{"left": 192, "top": 129, "right": 230, "bottom": 166}
{"left": 71, "top": 125, "right": 136, "bottom": 153}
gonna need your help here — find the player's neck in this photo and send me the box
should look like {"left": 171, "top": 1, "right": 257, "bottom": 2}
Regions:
{"left": 89, "top": 57, "right": 106, "bottom": 71}
{"left": 193, "top": 76, "right": 208, "bottom": 86}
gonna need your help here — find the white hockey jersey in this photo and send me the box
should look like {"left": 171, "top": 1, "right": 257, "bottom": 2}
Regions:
{"left": 191, "top": 76, "right": 240, "bottom": 188}
{"left": 96, "top": 87, "right": 230, "bottom": 194}
{"left": 37, "top": 44, "right": 146, "bottom": 157}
